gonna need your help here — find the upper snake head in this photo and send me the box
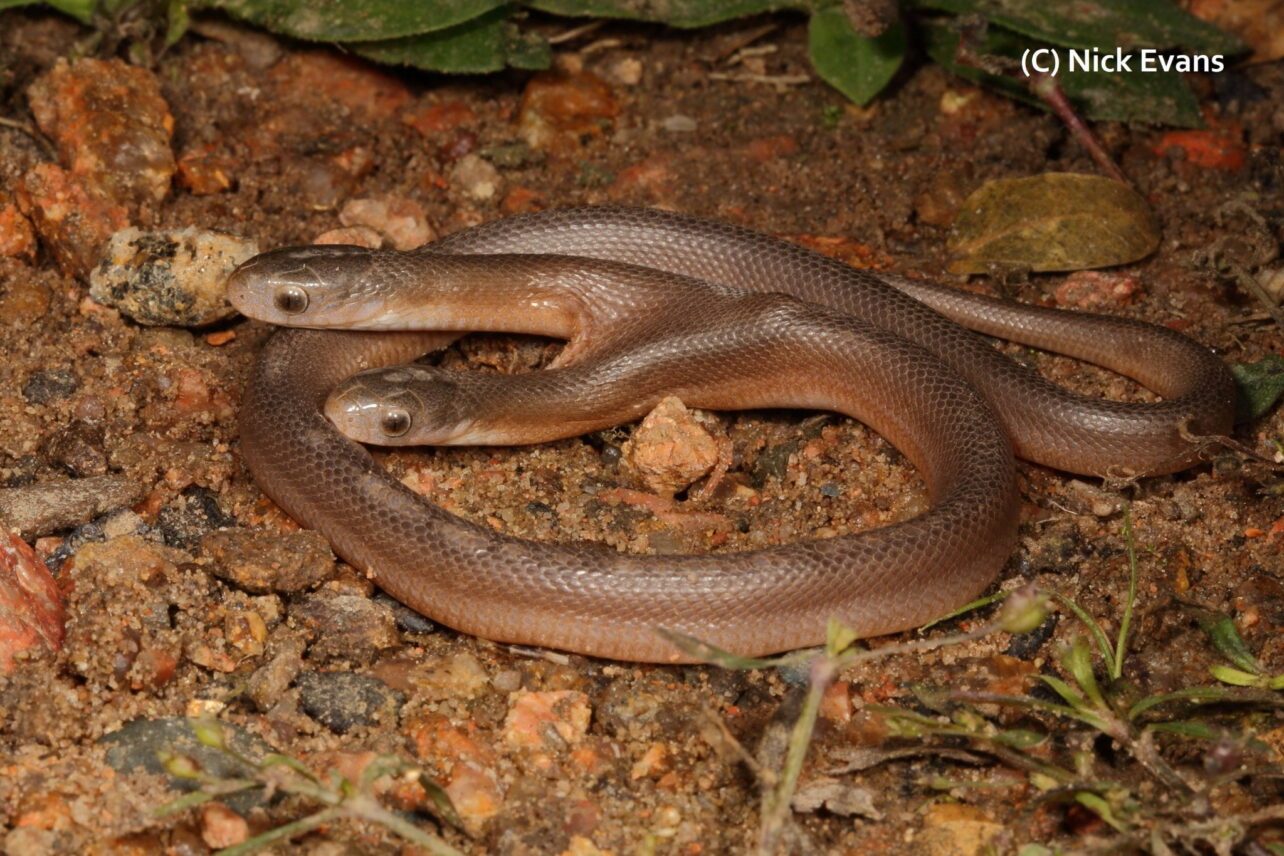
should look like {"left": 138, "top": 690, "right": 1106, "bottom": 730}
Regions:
{"left": 225, "top": 245, "right": 388, "bottom": 327}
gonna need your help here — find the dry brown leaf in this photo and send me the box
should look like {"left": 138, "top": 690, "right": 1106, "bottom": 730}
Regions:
{"left": 947, "top": 173, "right": 1159, "bottom": 275}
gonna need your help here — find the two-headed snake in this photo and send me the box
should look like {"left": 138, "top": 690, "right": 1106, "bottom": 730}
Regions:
{"left": 226, "top": 206, "right": 1235, "bottom": 662}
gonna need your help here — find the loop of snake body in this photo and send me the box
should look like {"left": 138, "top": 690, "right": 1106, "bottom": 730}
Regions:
{"left": 227, "top": 206, "right": 1235, "bottom": 663}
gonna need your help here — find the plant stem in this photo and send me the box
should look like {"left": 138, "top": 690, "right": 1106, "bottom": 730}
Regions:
{"left": 1112, "top": 503, "right": 1137, "bottom": 681}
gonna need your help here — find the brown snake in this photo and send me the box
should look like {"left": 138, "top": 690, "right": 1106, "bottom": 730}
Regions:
{"left": 226, "top": 206, "right": 1235, "bottom": 662}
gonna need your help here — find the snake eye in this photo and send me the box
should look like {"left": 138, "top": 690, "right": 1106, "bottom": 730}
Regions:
{"left": 381, "top": 408, "right": 411, "bottom": 438}
{"left": 274, "top": 285, "right": 309, "bottom": 315}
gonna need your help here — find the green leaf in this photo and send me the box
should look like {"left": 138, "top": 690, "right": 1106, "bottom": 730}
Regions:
{"left": 526, "top": 0, "right": 808, "bottom": 28}
{"left": 1127, "top": 686, "right": 1244, "bottom": 718}
{"left": 1198, "top": 612, "right": 1263, "bottom": 672}
{"left": 190, "top": 717, "right": 229, "bottom": 751}
{"left": 1018, "top": 845, "right": 1054, "bottom": 856}
{"left": 907, "top": 0, "right": 1244, "bottom": 54}
{"left": 1145, "top": 720, "right": 1218, "bottom": 739}
{"left": 165, "top": 0, "right": 190, "bottom": 47}
{"left": 1210, "top": 665, "right": 1264, "bottom": 687}
{"left": 0, "top": 0, "right": 96, "bottom": 22}
{"left": 204, "top": 0, "right": 506, "bottom": 42}
{"left": 153, "top": 787, "right": 224, "bottom": 817}
{"left": 1040, "top": 674, "right": 1088, "bottom": 710}
{"left": 157, "top": 750, "right": 205, "bottom": 781}
{"left": 1074, "top": 790, "right": 1128, "bottom": 833}
{"left": 919, "top": 588, "right": 1009, "bottom": 630}
{"left": 352, "top": 7, "right": 549, "bottom": 73}
{"left": 991, "top": 728, "right": 1047, "bottom": 749}
{"left": 921, "top": 22, "right": 1204, "bottom": 127}
{"left": 1231, "top": 356, "right": 1284, "bottom": 422}
{"left": 807, "top": 9, "right": 904, "bottom": 105}
{"left": 826, "top": 617, "right": 860, "bottom": 655}
{"left": 418, "top": 773, "right": 465, "bottom": 830}
{"left": 261, "top": 752, "right": 322, "bottom": 781}
{"left": 1062, "top": 636, "right": 1106, "bottom": 709}
{"left": 997, "top": 588, "right": 1049, "bottom": 634}
{"left": 48, "top": 0, "right": 98, "bottom": 22}
{"left": 1052, "top": 592, "right": 1117, "bottom": 673}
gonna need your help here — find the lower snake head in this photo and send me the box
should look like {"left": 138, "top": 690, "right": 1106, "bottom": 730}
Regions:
{"left": 325, "top": 365, "right": 478, "bottom": 445}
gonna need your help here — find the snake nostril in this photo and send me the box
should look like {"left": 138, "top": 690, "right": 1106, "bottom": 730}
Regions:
{"left": 274, "top": 285, "right": 309, "bottom": 314}
{"left": 381, "top": 408, "right": 411, "bottom": 437}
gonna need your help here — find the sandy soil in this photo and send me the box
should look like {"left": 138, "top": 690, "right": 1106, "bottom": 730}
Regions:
{"left": 1, "top": 7, "right": 1283, "bottom": 855}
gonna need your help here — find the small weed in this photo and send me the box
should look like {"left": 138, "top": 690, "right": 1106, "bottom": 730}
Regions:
{"left": 155, "top": 717, "right": 464, "bottom": 856}
{"left": 673, "top": 503, "right": 1284, "bottom": 853}
{"left": 663, "top": 588, "right": 1051, "bottom": 853}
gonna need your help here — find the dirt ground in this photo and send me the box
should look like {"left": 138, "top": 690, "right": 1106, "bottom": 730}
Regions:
{"left": 2, "top": 7, "right": 1283, "bottom": 855}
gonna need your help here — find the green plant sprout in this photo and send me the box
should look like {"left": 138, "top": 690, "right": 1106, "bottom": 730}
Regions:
{"left": 155, "top": 716, "right": 466, "bottom": 856}
{"left": 880, "top": 504, "right": 1284, "bottom": 851}
{"left": 661, "top": 586, "right": 1051, "bottom": 853}
{"left": 1201, "top": 612, "right": 1284, "bottom": 691}
{"left": 669, "top": 502, "right": 1284, "bottom": 853}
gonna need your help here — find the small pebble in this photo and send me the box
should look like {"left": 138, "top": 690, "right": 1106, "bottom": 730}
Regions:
{"left": 21, "top": 369, "right": 78, "bottom": 404}
{"left": 450, "top": 154, "right": 501, "bottom": 201}
{"left": 409, "top": 652, "right": 490, "bottom": 701}
{"left": 622, "top": 397, "right": 719, "bottom": 496}
{"left": 791, "top": 775, "right": 880, "bottom": 819}
{"left": 0, "top": 198, "right": 38, "bottom": 259}
{"left": 27, "top": 57, "right": 176, "bottom": 208}
{"left": 338, "top": 195, "right": 435, "bottom": 250}
{"left": 43, "top": 508, "right": 148, "bottom": 571}
{"left": 518, "top": 70, "right": 618, "bottom": 153}
{"left": 156, "top": 486, "right": 236, "bottom": 549}
{"left": 296, "top": 671, "right": 403, "bottom": 734}
{"left": 245, "top": 633, "right": 305, "bottom": 711}
{"left": 1064, "top": 479, "right": 1124, "bottom": 518}
{"left": 290, "top": 592, "right": 400, "bottom": 662}
{"left": 200, "top": 802, "right": 248, "bottom": 850}
{"left": 660, "top": 115, "right": 697, "bottom": 133}
{"left": 19, "top": 163, "right": 129, "bottom": 280}
{"left": 0, "top": 473, "right": 145, "bottom": 540}
{"left": 915, "top": 803, "right": 1005, "bottom": 856}
{"left": 503, "top": 690, "right": 592, "bottom": 750}
{"left": 313, "top": 225, "right": 382, "bottom": 248}
{"left": 42, "top": 420, "right": 106, "bottom": 477}
{"left": 201, "top": 528, "right": 336, "bottom": 594}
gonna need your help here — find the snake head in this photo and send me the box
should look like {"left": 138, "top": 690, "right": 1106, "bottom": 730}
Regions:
{"left": 325, "top": 365, "right": 476, "bottom": 446}
{"left": 225, "top": 245, "right": 386, "bottom": 327}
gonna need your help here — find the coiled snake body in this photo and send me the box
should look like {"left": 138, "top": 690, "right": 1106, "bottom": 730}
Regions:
{"left": 227, "top": 207, "right": 1234, "bottom": 662}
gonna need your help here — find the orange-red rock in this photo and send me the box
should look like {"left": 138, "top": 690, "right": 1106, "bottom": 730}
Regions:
{"left": 27, "top": 57, "right": 175, "bottom": 208}
{"left": 0, "top": 532, "right": 66, "bottom": 674}
{"left": 518, "top": 70, "right": 619, "bottom": 153}
{"left": 0, "top": 198, "right": 37, "bottom": 259}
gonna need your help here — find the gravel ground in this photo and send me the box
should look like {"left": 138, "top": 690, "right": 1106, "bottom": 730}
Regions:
{"left": 1, "top": 8, "right": 1283, "bottom": 854}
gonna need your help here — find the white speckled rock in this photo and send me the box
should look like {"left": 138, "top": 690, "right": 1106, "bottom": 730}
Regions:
{"left": 89, "top": 227, "right": 259, "bottom": 326}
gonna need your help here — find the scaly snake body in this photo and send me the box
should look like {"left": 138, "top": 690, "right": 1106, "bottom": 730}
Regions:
{"left": 227, "top": 207, "right": 1235, "bottom": 662}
